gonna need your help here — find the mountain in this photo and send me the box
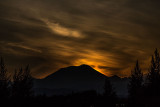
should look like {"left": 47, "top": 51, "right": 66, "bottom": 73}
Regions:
{"left": 34, "top": 64, "right": 129, "bottom": 97}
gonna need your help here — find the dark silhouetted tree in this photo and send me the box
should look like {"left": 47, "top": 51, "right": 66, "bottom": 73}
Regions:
{"left": 104, "top": 77, "right": 115, "bottom": 97}
{"left": 128, "top": 60, "right": 143, "bottom": 98}
{"left": 103, "top": 77, "right": 116, "bottom": 107}
{"left": 128, "top": 60, "right": 143, "bottom": 107}
{"left": 0, "top": 57, "right": 10, "bottom": 99}
{"left": 12, "top": 65, "right": 34, "bottom": 99}
{"left": 146, "top": 49, "right": 160, "bottom": 96}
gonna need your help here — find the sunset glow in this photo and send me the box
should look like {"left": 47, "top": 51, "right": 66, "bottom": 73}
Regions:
{"left": 74, "top": 59, "right": 110, "bottom": 76}
{"left": 0, "top": 0, "right": 160, "bottom": 79}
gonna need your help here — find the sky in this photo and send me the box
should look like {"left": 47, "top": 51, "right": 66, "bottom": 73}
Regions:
{"left": 0, "top": 0, "right": 160, "bottom": 79}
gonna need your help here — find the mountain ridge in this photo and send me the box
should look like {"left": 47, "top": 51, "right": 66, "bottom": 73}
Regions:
{"left": 44, "top": 64, "right": 106, "bottom": 79}
{"left": 34, "top": 64, "right": 129, "bottom": 97}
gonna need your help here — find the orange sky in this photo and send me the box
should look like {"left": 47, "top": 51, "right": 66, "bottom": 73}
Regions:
{"left": 0, "top": 0, "right": 160, "bottom": 79}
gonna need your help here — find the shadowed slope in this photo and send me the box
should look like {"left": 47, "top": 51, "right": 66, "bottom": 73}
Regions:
{"left": 34, "top": 65, "right": 129, "bottom": 97}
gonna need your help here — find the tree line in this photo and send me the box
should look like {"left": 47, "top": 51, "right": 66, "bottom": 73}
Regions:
{"left": 0, "top": 49, "right": 160, "bottom": 107}
{"left": 127, "top": 49, "right": 160, "bottom": 107}
{"left": 0, "top": 56, "right": 117, "bottom": 107}
{"left": 0, "top": 58, "right": 33, "bottom": 106}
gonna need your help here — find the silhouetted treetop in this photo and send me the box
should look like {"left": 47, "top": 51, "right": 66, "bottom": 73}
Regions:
{"left": 146, "top": 49, "right": 160, "bottom": 96}
{"left": 12, "top": 65, "right": 33, "bottom": 98}
{"left": 0, "top": 57, "right": 10, "bottom": 99}
{"left": 128, "top": 60, "right": 143, "bottom": 100}
{"left": 104, "top": 77, "right": 116, "bottom": 97}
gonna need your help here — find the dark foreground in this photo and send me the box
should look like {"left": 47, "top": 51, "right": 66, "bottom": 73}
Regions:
{"left": 1, "top": 91, "right": 160, "bottom": 107}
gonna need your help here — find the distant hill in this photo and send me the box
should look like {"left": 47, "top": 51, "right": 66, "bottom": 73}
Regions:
{"left": 34, "top": 64, "right": 129, "bottom": 97}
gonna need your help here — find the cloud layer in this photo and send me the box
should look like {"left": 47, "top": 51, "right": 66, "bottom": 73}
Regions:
{"left": 0, "top": 0, "right": 160, "bottom": 78}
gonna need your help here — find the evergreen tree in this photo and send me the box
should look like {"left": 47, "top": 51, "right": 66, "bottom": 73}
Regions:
{"left": 103, "top": 77, "right": 116, "bottom": 107}
{"left": 146, "top": 49, "right": 160, "bottom": 96}
{"left": 12, "top": 65, "right": 33, "bottom": 99}
{"left": 0, "top": 57, "right": 10, "bottom": 99}
{"left": 104, "top": 77, "right": 115, "bottom": 97}
{"left": 127, "top": 60, "right": 144, "bottom": 107}
{"left": 128, "top": 60, "right": 143, "bottom": 98}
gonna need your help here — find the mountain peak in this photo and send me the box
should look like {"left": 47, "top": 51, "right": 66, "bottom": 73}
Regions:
{"left": 45, "top": 64, "right": 106, "bottom": 80}
{"left": 79, "top": 64, "right": 92, "bottom": 68}
{"left": 34, "top": 65, "right": 129, "bottom": 97}
{"left": 35, "top": 64, "right": 107, "bottom": 90}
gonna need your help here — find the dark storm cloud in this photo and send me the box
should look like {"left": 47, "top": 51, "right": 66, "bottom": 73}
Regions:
{"left": 0, "top": 0, "right": 160, "bottom": 78}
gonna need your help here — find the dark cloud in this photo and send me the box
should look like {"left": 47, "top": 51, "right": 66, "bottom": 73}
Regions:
{"left": 0, "top": 0, "right": 160, "bottom": 78}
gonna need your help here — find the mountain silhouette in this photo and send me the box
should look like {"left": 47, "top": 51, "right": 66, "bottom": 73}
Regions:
{"left": 34, "top": 64, "right": 129, "bottom": 97}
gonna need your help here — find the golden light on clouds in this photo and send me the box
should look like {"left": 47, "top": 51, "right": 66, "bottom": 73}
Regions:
{"left": 7, "top": 43, "right": 42, "bottom": 53}
{"left": 74, "top": 51, "right": 118, "bottom": 76}
{"left": 1, "top": 0, "right": 160, "bottom": 78}
{"left": 74, "top": 59, "right": 110, "bottom": 76}
{"left": 43, "top": 19, "right": 85, "bottom": 38}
